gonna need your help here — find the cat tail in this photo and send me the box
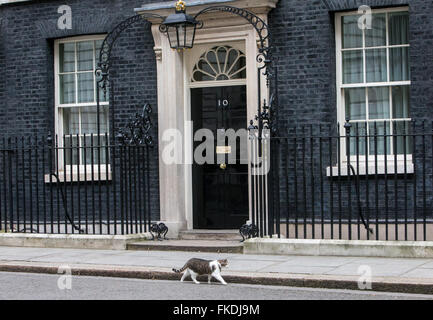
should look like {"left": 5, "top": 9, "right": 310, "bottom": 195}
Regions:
{"left": 172, "top": 264, "right": 188, "bottom": 273}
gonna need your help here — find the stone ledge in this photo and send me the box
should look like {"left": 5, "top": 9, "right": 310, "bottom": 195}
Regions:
{"left": 0, "top": 233, "right": 152, "bottom": 250}
{"left": 243, "top": 238, "right": 433, "bottom": 259}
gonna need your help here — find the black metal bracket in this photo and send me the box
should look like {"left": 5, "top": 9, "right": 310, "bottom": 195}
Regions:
{"left": 150, "top": 222, "right": 169, "bottom": 241}
{"left": 239, "top": 223, "right": 258, "bottom": 242}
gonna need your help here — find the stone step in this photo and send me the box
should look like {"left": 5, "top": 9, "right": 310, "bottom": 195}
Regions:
{"left": 126, "top": 239, "right": 243, "bottom": 253}
{"left": 178, "top": 229, "right": 243, "bottom": 241}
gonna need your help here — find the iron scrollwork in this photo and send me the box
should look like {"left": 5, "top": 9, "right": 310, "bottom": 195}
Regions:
{"left": 116, "top": 103, "right": 154, "bottom": 146}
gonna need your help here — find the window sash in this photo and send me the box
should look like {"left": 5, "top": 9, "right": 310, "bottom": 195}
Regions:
{"left": 335, "top": 7, "right": 411, "bottom": 160}
{"left": 338, "top": 8, "right": 410, "bottom": 86}
{"left": 55, "top": 35, "right": 108, "bottom": 169}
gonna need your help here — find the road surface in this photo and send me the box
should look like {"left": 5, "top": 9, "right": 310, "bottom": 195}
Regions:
{"left": 0, "top": 272, "right": 431, "bottom": 300}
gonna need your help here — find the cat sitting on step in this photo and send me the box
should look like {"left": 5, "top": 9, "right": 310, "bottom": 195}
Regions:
{"left": 173, "top": 258, "right": 228, "bottom": 285}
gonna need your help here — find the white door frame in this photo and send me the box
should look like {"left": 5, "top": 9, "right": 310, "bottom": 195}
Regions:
{"left": 184, "top": 40, "right": 249, "bottom": 230}
{"left": 147, "top": 9, "right": 271, "bottom": 237}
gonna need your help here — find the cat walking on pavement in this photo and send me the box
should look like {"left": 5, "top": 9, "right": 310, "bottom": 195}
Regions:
{"left": 173, "top": 258, "right": 228, "bottom": 285}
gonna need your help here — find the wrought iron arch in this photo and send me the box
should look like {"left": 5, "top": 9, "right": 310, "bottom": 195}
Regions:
{"left": 95, "top": 14, "right": 163, "bottom": 96}
{"left": 94, "top": 14, "right": 164, "bottom": 145}
{"left": 194, "top": 6, "right": 272, "bottom": 78}
{"left": 193, "top": 5, "right": 277, "bottom": 134}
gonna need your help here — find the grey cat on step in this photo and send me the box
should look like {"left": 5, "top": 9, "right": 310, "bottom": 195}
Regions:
{"left": 173, "top": 258, "right": 228, "bottom": 285}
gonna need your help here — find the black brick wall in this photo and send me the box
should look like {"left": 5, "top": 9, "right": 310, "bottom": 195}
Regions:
{"left": 267, "top": 0, "right": 433, "bottom": 229}
{"left": 0, "top": 0, "right": 165, "bottom": 225}
{"left": 0, "top": 0, "right": 432, "bottom": 232}
{"left": 269, "top": 0, "right": 433, "bottom": 128}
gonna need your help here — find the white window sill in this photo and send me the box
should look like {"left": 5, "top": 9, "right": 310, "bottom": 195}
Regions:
{"left": 44, "top": 171, "right": 112, "bottom": 183}
{"left": 326, "top": 162, "right": 414, "bottom": 177}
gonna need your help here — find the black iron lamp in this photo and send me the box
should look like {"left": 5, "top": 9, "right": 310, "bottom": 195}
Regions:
{"left": 160, "top": 0, "right": 200, "bottom": 50}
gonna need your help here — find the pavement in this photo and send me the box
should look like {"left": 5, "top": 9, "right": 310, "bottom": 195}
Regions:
{"left": 0, "top": 246, "right": 432, "bottom": 295}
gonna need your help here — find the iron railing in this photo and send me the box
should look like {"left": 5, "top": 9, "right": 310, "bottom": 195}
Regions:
{"left": 252, "top": 120, "right": 433, "bottom": 241}
{"left": 0, "top": 134, "right": 154, "bottom": 235}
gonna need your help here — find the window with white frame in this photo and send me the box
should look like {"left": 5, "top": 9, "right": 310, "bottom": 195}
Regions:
{"left": 335, "top": 8, "right": 411, "bottom": 157}
{"left": 55, "top": 35, "right": 109, "bottom": 168}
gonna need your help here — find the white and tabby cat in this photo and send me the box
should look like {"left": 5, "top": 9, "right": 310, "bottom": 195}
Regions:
{"left": 173, "top": 258, "right": 228, "bottom": 285}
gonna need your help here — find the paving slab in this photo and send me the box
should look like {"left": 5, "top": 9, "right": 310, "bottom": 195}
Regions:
{"left": 262, "top": 256, "right": 359, "bottom": 267}
{"left": 401, "top": 268, "right": 433, "bottom": 279}
{"left": 409, "top": 260, "right": 433, "bottom": 269}
{"left": 324, "top": 263, "right": 422, "bottom": 277}
{"left": 263, "top": 263, "right": 338, "bottom": 275}
{"left": 229, "top": 254, "right": 292, "bottom": 261}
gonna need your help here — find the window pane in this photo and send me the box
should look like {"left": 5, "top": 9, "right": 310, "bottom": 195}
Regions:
{"left": 81, "top": 106, "right": 109, "bottom": 134}
{"left": 62, "top": 108, "right": 80, "bottom": 135}
{"left": 59, "top": 43, "right": 75, "bottom": 73}
{"left": 59, "top": 74, "right": 75, "bottom": 104}
{"left": 78, "top": 72, "right": 94, "bottom": 103}
{"left": 365, "top": 13, "right": 386, "bottom": 47}
{"left": 343, "top": 50, "right": 363, "bottom": 84}
{"left": 366, "top": 49, "right": 387, "bottom": 82}
{"left": 96, "top": 82, "right": 109, "bottom": 103}
{"left": 350, "top": 123, "right": 367, "bottom": 156}
{"left": 390, "top": 47, "right": 410, "bottom": 81}
{"left": 394, "top": 121, "right": 412, "bottom": 155}
{"left": 345, "top": 88, "right": 366, "bottom": 120}
{"left": 206, "top": 50, "right": 218, "bottom": 74}
{"left": 82, "top": 135, "right": 108, "bottom": 165}
{"left": 368, "top": 87, "right": 390, "bottom": 119}
{"left": 342, "top": 15, "right": 363, "bottom": 49}
{"left": 64, "top": 136, "right": 79, "bottom": 165}
{"left": 77, "top": 41, "right": 94, "bottom": 72}
{"left": 392, "top": 86, "right": 410, "bottom": 118}
{"left": 195, "top": 58, "right": 216, "bottom": 81}
{"left": 83, "top": 135, "right": 108, "bottom": 165}
{"left": 369, "top": 122, "right": 391, "bottom": 155}
{"left": 229, "top": 56, "right": 246, "bottom": 80}
{"left": 389, "top": 12, "right": 409, "bottom": 45}
{"left": 95, "top": 40, "right": 104, "bottom": 65}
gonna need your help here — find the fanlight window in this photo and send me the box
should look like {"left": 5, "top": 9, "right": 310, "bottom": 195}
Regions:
{"left": 192, "top": 46, "right": 246, "bottom": 82}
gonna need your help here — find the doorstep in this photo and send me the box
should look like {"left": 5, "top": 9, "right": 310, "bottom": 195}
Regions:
{"left": 127, "top": 239, "right": 244, "bottom": 253}
{"left": 178, "top": 229, "right": 243, "bottom": 241}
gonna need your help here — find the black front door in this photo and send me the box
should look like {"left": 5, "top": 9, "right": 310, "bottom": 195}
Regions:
{"left": 191, "top": 85, "right": 249, "bottom": 229}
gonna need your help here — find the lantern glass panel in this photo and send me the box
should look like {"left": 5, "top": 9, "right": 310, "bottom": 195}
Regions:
{"left": 181, "top": 24, "right": 188, "bottom": 48}
{"left": 185, "top": 24, "right": 196, "bottom": 48}
{"left": 167, "top": 26, "right": 179, "bottom": 49}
